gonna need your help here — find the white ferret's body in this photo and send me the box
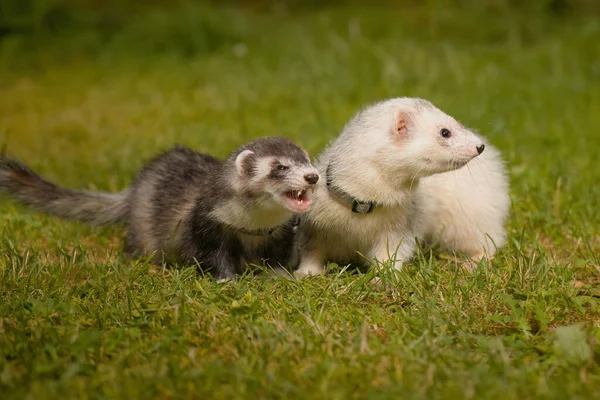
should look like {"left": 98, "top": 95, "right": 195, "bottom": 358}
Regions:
{"left": 294, "top": 97, "right": 510, "bottom": 276}
{"left": 419, "top": 144, "right": 509, "bottom": 260}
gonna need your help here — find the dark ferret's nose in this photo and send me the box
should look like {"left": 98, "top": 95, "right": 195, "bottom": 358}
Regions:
{"left": 304, "top": 173, "right": 319, "bottom": 185}
{"left": 476, "top": 144, "right": 485, "bottom": 155}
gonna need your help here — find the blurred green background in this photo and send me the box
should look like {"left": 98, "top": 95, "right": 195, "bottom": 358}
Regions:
{"left": 1, "top": 0, "right": 599, "bottom": 64}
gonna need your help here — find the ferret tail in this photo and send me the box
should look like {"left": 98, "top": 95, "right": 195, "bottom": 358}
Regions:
{"left": 0, "top": 157, "right": 129, "bottom": 225}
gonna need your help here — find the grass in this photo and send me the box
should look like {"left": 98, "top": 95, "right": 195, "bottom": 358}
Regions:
{"left": 1, "top": 2, "right": 600, "bottom": 399}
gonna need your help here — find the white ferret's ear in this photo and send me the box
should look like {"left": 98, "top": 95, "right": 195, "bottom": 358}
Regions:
{"left": 394, "top": 110, "right": 411, "bottom": 139}
{"left": 235, "top": 150, "right": 254, "bottom": 176}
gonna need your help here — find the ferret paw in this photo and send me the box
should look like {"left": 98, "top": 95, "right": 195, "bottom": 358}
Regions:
{"left": 369, "top": 276, "right": 390, "bottom": 291}
{"left": 216, "top": 276, "right": 236, "bottom": 284}
{"left": 293, "top": 264, "right": 325, "bottom": 279}
{"left": 460, "top": 259, "right": 479, "bottom": 273}
{"left": 461, "top": 253, "right": 493, "bottom": 272}
{"left": 462, "top": 250, "right": 494, "bottom": 272}
{"left": 438, "top": 250, "right": 491, "bottom": 272}
{"left": 370, "top": 275, "right": 406, "bottom": 293}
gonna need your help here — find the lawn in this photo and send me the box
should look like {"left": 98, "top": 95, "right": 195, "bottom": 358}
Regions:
{"left": 1, "top": 2, "right": 600, "bottom": 399}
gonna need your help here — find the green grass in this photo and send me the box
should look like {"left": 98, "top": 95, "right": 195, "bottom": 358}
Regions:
{"left": 1, "top": 3, "right": 600, "bottom": 399}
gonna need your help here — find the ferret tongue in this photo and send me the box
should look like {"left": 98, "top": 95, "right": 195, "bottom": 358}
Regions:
{"left": 285, "top": 191, "right": 311, "bottom": 212}
{"left": 292, "top": 197, "right": 311, "bottom": 212}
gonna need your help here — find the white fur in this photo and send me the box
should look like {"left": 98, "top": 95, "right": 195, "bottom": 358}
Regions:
{"left": 295, "top": 97, "right": 509, "bottom": 277}
{"left": 419, "top": 145, "right": 510, "bottom": 259}
{"left": 210, "top": 198, "right": 293, "bottom": 231}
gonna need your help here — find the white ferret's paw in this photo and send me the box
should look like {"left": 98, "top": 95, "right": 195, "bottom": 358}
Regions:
{"left": 438, "top": 249, "right": 490, "bottom": 272}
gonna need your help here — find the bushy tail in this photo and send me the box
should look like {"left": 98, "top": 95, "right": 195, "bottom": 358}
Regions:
{"left": 0, "top": 157, "right": 129, "bottom": 225}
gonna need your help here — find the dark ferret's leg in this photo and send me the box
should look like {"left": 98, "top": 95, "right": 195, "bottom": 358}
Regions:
{"left": 204, "top": 243, "right": 241, "bottom": 282}
{"left": 211, "top": 251, "right": 238, "bottom": 282}
{"left": 181, "top": 227, "right": 241, "bottom": 281}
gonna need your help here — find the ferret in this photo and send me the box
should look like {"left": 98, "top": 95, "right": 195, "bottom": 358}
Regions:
{"left": 294, "top": 97, "right": 510, "bottom": 276}
{"left": 0, "top": 137, "right": 320, "bottom": 281}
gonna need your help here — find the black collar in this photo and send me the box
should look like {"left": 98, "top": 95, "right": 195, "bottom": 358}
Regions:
{"left": 235, "top": 226, "right": 277, "bottom": 236}
{"left": 233, "top": 215, "right": 301, "bottom": 236}
{"left": 326, "top": 164, "right": 378, "bottom": 214}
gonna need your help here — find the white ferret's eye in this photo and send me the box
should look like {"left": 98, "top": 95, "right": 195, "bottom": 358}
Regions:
{"left": 440, "top": 128, "right": 452, "bottom": 138}
{"left": 277, "top": 165, "right": 289, "bottom": 171}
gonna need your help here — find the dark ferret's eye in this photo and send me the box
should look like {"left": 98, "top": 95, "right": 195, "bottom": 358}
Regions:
{"left": 440, "top": 128, "right": 452, "bottom": 138}
{"left": 277, "top": 165, "right": 289, "bottom": 171}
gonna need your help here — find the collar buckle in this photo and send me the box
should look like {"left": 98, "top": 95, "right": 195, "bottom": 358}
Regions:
{"left": 351, "top": 200, "right": 375, "bottom": 214}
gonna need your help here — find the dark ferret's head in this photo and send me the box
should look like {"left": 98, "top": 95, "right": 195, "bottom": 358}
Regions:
{"left": 229, "top": 137, "right": 319, "bottom": 213}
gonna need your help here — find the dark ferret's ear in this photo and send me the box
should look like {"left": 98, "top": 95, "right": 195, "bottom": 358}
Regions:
{"left": 394, "top": 110, "right": 410, "bottom": 139}
{"left": 235, "top": 150, "right": 254, "bottom": 176}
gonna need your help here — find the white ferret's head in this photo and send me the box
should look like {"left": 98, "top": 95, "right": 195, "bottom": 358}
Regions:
{"left": 230, "top": 137, "right": 319, "bottom": 213}
{"left": 338, "top": 98, "right": 486, "bottom": 180}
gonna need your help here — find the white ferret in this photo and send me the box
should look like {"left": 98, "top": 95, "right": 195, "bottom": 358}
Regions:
{"left": 294, "top": 97, "right": 510, "bottom": 276}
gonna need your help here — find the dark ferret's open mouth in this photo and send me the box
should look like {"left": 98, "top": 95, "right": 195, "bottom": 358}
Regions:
{"left": 283, "top": 189, "right": 311, "bottom": 212}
